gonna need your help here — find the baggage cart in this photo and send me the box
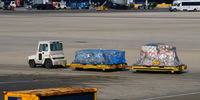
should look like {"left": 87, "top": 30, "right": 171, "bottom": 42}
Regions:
{"left": 69, "top": 63, "right": 128, "bottom": 71}
{"left": 4, "top": 87, "right": 98, "bottom": 100}
{"left": 71, "top": 49, "right": 127, "bottom": 71}
{"left": 131, "top": 64, "right": 187, "bottom": 73}
{"left": 132, "top": 43, "right": 187, "bottom": 74}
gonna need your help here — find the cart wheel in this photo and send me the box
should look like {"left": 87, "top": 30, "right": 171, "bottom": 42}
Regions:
{"left": 75, "top": 68, "right": 83, "bottom": 70}
{"left": 173, "top": 8, "right": 177, "bottom": 12}
{"left": 103, "top": 69, "right": 108, "bottom": 72}
{"left": 194, "top": 8, "right": 197, "bottom": 12}
{"left": 176, "top": 71, "right": 183, "bottom": 74}
{"left": 171, "top": 71, "right": 175, "bottom": 74}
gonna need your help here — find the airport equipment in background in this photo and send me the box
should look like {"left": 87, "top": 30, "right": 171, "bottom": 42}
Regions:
{"left": 109, "top": 0, "right": 128, "bottom": 8}
{"left": 4, "top": 87, "right": 98, "bottom": 100}
{"left": 28, "top": 40, "right": 66, "bottom": 68}
{"left": 70, "top": 2, "right": 80, "bottom": 9}
{"left": 156, "top": 3, "right": 171, "bottom": 7}
{"left": 0, "top": 1, "right": 4, "bottom": 9}
{"left": 169, "top": 0, "right": 200, "bottom": 11}
{"left": 81, "top": 2, "right": 89, "bottom": 9}
{"left": 3, "top": 0, "right": 16, "bottom": 10}
{"left": 32, "top": 0, "right": 54, "bottom": 9}
{"left": 96, "top": 0, "right": 134, "bottom": 9}
{"left": 131, "top": 43, "right": 187, "bottom": 73}
{"left": 134, "top": 4, "right": 143, "bottom": 8}
{"left": 15, "top": 0, "right": 20, "bottom": 6}
{"left": 70, "top": 49, "right": 128, "bottom": 71}
{"left": 134, "top": 2, "right": 157, "bottom": 9}
{"left": 96, "top": 0, "right": 108, "bottom": 11}
{"left": 55, "top": 1, "right": 66, "bottom": 9}
{"left": 96, "top": 6, "right": 108, "bottom": 10}
{"left": 3, "top": 0, "right": 20, "bottom": 7}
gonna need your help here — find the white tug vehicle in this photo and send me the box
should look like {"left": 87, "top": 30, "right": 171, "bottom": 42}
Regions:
{"left": 28, "top": 40, "right": 66, "bottom": 68}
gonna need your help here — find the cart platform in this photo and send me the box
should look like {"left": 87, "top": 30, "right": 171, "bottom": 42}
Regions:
{"left": 4, "top": 87, "right": 98, "bottom": 100}
{"left": 131, "top": 64, "right": 187, "bottom": 73}
{"left": 69, "top": 63, "right": 128, "bottom": 71}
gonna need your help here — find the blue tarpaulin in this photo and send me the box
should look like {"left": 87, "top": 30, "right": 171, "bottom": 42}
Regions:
{"left": 73, "top": 49, "right": 127, "bottom": 65}
{"left": 70, "top": 2, "right": 80, "bottom": 9}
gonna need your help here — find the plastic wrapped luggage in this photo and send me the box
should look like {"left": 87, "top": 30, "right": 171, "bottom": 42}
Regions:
{"left": 73, "top": 49, "right": 127, "bottom": 65}
{"left": 135, "top": 43, "right": 182, "bottom": 66}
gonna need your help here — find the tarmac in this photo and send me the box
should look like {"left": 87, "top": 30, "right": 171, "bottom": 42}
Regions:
{"left": 0, "top": 10, "right": 200, "bottom": 100}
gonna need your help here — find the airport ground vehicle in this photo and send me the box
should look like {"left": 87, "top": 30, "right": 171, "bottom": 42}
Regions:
{"left": 109, "top": 0, "right": 128, "bottom": 8}
{"left": 55, "top": 1, "right": 66, "bottom": 9}
{"left": 32, "top": 0, "right": 54, "bottom": 9}
{"left": 96, "top": 6, "right": 109, "bottom": 11}
{"left": 96, "top": 1, "right": 108, "bottom": 11}
{"left": 3, "top": 0, "right": 16, "bottom": 10}
{"left": 0, "top": 2, "right": 4, "bottom": 9}
{"left": 28, "top": 40, "right": 66, "bottom": 68}
{"left": 4, "top": 87, "right": 98, "bottom": 100}
{"left": 81, "top": 2, "right": 89, "bottom": 9}
{"left": 169, "top": 0, "right": 200, "bottom": 11}
{"left": 70, "top": 2, "right": 80, "bottom": 9}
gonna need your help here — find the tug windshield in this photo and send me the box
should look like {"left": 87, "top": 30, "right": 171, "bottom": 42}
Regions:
{"left": 50, "top": 42, "right": 63, "bottom": 51}
{"left": 173, "top": 3, "right": 178, "bottom": 6}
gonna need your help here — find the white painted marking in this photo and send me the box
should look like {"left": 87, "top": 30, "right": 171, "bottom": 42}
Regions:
{"left": 143, "top": 91, "right": 200, "bottom": 100}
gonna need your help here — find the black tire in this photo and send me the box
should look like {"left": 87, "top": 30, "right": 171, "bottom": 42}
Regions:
{"left": 29, "top": 60, "right": 36, "bottom": 68}
{"left": 173, "top": 8, "right": 177, "bottom": 12}
{"left": 103, "top": 69, "right": 110, "bottom": 72}
{"left": 57, "top": 65, "right": 64, "bottom": 68}
{"left": 75, "top": 68, "right": 83, "bottom": 70}
{"left": 175, "top": 71, "right": 183, "bottom": 74}
{"left": 44, "top": 59, "right": 53, "bottom": 68}
{"left": 194, "top": 9, "right": 197, "bottom": 12}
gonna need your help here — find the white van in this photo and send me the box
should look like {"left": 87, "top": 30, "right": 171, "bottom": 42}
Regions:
{"left": 169, "top": 0, "right": 200, "bottom": 11}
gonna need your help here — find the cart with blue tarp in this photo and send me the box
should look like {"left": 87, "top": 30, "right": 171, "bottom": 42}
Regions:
{"left": 69, "top": 49, "right": 127, "bottom": 71}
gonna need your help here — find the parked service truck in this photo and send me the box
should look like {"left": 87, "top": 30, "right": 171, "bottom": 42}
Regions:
{"left": 0, "top": 1, "right": 4, "bottom": 9}
{"left": 32, "top": 0, "right": 54, "bottom": 9}
{"left": 28, "top": 40, "right": 66, "bottom": 68}
{"left": 55, "top": 1, "right": 66, "bottom": 9}
{"left": 3, "top": 0, "right": 16, "bottom": 10}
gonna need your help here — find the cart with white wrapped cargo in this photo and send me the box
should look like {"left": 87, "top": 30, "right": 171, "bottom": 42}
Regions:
{"left": 131, "top": 43, "right": 187, "bottom": 73}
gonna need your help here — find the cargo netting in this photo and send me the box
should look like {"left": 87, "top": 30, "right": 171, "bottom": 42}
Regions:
{"left": 135, "top": 43, "right": 182, "bottom": 66}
